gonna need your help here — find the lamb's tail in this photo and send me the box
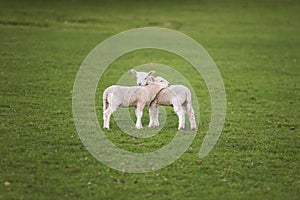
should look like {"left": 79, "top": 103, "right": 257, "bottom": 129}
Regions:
{"left": 103, "top": 88, "right": 109, "bottom": 112}
{"left": 184, "top": 88, "right": 197, "bottom": 130}
{"left": 184, "top": 87, "right": 192, "bottom": 107}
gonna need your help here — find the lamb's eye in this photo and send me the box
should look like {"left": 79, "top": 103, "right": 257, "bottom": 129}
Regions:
{"left": 144, "top": 77, "right": 147, "bottom": 80}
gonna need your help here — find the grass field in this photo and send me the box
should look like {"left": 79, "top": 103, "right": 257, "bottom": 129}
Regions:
{"left": 1, "top": 0, "right": 299, "bottom": 199}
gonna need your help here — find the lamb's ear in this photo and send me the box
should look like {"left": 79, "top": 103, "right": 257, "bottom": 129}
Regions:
{"left": 131, "top": 69, "right": 137, "bottom": 76}
{"left": 150, "top": 76, "right": 155, "bottom": 82}
{"left": 148, "top": 70, "right": 155, "bottom": 76}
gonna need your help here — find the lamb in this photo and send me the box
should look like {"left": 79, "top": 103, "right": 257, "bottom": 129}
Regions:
{"left": 102, "top": 76, "right": 169, "bottom": 129}
{"left": 131, "top": 69, "right": 197, "bottom": 131}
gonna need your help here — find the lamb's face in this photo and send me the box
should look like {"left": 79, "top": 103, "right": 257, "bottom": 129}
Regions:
{"left": 136, "top": 72, "right": 150, "bottom": 86}
{"left": 154, "top": 76, "right": 170, "bottom": 86}
{"left": 131, "top": 69, "right": 155, "bottom": 86}
{"left": 156, "top": 78, "right": 170, "bottom": 88}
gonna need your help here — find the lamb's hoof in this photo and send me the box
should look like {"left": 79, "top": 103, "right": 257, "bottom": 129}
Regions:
{"left": 191, "top": 127, "right": 197, "bottom": 131}
{"left": 148, "top": 124, "right": 159, "bottom": 128}
{"left": 178, "top": 127, "right": 185, "bottom": 131}
{"left": 135, "top": 126, "right": 143, "bottom": 129}
{"left": 103, "top": 126, "right": 110, "bottom": 130}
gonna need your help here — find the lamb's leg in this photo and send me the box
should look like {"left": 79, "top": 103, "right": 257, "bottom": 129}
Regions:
{"left": 135, "top": 105, "right": 144, "bottom": 129}
{"left": 148, "top": 104, "right": 159, "bottom": 127}
{"left": 185, "top": 102, "right": 197, "bottom": 131}
{"left": 103, "top": 106, "right": 116, "bottom": 129}
{"left": 173, "top": 104, "right": 185, "bottom": 131}
{"left": 103, "top": 108, "right": 111, "bottom": 129}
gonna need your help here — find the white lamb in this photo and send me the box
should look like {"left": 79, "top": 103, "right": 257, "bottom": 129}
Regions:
{"left": 102, "top": 76, "right": 169, "bottom": 129}
{"left": 131, "top": 69, "right": 197, "bottom": 131}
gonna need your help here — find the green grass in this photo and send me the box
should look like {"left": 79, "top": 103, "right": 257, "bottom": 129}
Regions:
{"left": 0, "top": 0, "right": 299, "bottom": 199}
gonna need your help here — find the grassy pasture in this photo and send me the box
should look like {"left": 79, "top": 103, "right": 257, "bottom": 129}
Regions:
{"left": 0, "top": 0, "right": 299, "bottom": 199}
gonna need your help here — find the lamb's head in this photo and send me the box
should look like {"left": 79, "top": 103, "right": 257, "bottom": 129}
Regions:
{"left": 148, "top": 76, "right": 170, "bottom": 89}
{"left": 131, "top": 69, "right": 155, "bottom": 86}
{"left": 154, "top": 76, "right": 170, "bottom": 86}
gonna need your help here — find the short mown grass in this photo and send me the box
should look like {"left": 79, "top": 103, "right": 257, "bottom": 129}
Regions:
{"left": 0, "top": 0, "right": 299, "bottom": 199}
